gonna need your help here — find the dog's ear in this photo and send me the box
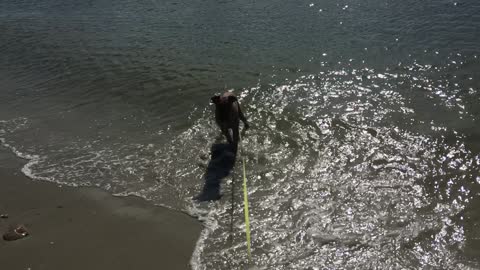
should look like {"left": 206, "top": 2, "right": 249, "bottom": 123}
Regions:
{"left": 211, "top": 95, "right": 221, "bottom": 104}
{"left": 227, "top": 95, "right": 237, "bottom": 103}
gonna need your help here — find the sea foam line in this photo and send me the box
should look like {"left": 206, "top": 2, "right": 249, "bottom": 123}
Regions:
{"left": 0, "top": 137, "right": 77, "bottom": 186}
{"left": 188, "top": 202, "right": 220, "bottom": 270}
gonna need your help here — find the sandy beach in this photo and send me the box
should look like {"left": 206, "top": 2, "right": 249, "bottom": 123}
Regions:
{"left": 0, "top": 148, "right": 202, "bottom": 270}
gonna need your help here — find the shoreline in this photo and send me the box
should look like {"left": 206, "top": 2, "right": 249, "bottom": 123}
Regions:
{"left": 0, "top": 147, "right": 203, "bottom": 270}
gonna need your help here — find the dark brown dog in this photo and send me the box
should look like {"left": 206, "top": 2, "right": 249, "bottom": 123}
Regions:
{"left": 211, "top": 92, "right": 249, "bottom": 149}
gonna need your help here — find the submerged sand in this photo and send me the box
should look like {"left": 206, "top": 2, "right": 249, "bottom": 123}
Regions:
{"left": 0, "top": 148, "right": 202, "bottom": 270}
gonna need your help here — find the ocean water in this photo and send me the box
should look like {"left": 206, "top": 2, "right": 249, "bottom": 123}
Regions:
{"left": 1, "top": 0, "right": 480, "bottom": 268}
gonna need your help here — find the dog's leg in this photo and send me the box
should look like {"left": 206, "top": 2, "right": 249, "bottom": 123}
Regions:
{"left": 231, "top": 126, "right": 240, "bottom": 155}
{"left": 238, "top": 106, "right": 249, "bottom": 129}
{"left": 232, "top": 126, "right": 240, "bottom": 154}
{"left": 224, "top": 127, "right": 234, "bottom": 144}
{"left": 233, "top": 126, "right": 240, "bottom": 144}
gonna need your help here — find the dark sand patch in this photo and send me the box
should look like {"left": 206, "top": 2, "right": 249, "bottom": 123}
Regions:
{"left": 0, "top": 148, "right": 202, "bottom": 270}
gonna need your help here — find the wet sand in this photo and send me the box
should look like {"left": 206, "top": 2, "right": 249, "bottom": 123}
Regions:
{"left": 0, "top": 148, "right": 202, "bottom": 270}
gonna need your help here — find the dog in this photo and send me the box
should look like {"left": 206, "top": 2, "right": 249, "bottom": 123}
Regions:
{"left": 211, "top": 92, "right": 249, "bottom": 150}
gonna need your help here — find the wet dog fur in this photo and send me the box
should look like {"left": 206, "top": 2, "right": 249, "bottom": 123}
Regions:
{"left": 210, "top": 92, "right": 249, "bottom": 151}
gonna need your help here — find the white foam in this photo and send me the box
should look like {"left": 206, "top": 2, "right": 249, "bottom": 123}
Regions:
{"left": 0, "top": 137, "right": 60, "bottom": 183}
{"left": 188, "top": 201, "right": 221, "bottom": 270}
{"left": 0, "top": 118, "right": 78, "bottom": 186}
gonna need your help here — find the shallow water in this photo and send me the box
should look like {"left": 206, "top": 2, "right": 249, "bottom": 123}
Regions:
{"left": 1, "top": 0, "right": 480, "bottom": 268}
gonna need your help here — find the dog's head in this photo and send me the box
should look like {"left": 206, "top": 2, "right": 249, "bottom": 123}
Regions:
{"left": 210, "top": 94, "right": 237, "bottom": 105}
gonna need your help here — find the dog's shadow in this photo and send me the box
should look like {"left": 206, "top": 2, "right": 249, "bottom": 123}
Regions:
{"left": 194, "top": 143, "right": 237, "bottom": 202}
